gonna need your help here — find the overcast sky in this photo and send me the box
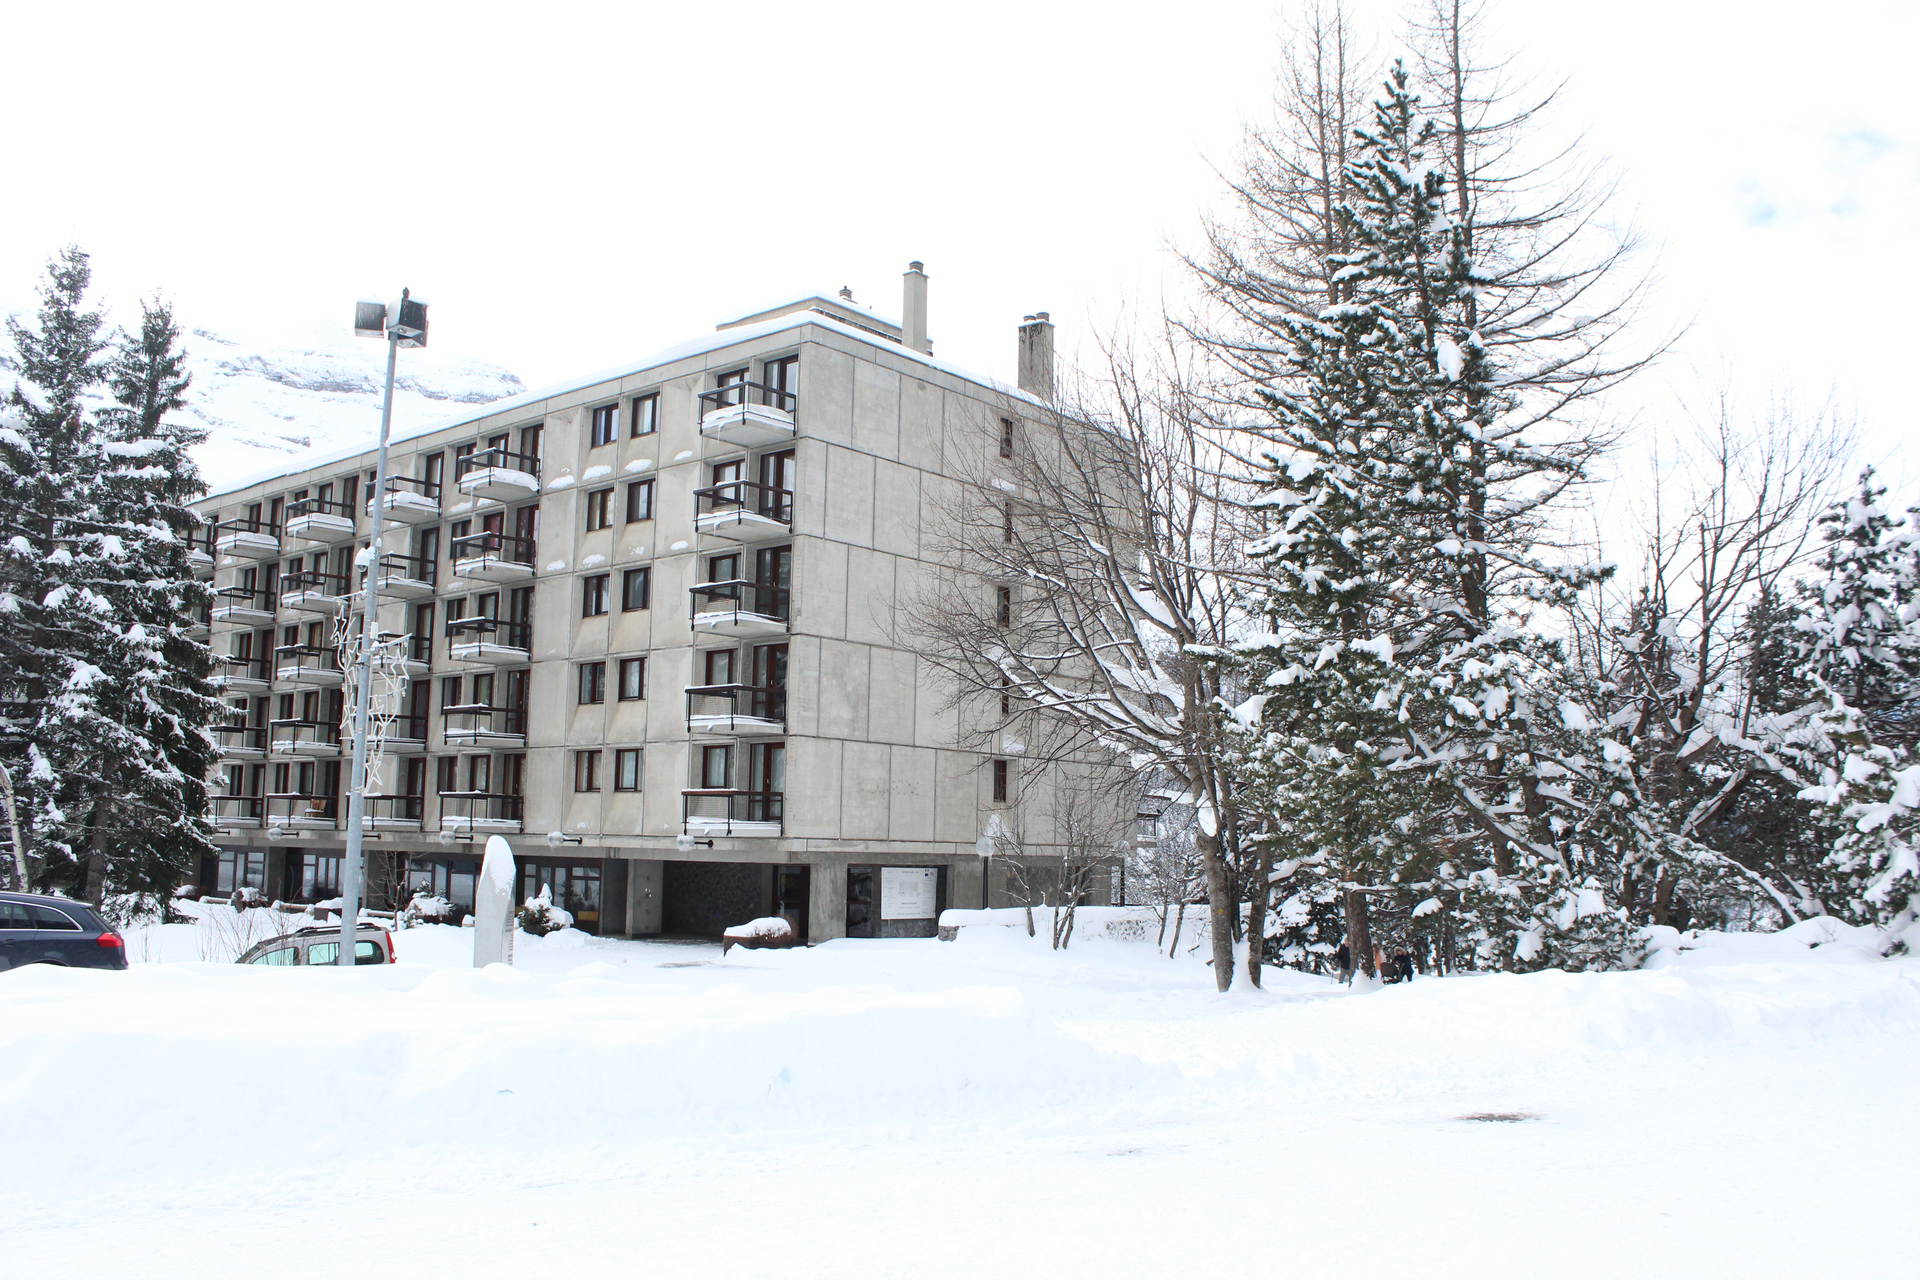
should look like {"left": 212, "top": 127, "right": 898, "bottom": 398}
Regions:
{"left": 3, "top": 0, "right": 1912, "bottom": 489}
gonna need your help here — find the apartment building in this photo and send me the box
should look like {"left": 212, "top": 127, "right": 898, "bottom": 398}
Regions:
{"left": 188, "top": 266, "right": 1116, "bottom": 941}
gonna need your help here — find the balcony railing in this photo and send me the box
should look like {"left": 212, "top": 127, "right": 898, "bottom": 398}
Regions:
{"left": 681, "top": 789, "right": 784, "bottom": 836}
{"left": 685, "top": 683, "right": 786, "bottom": 735}
{"left": 373, "top": 551, "right": 437, "bottom": 597}
{"left": 211, "top": 794, "right": 264, "bottom": 827}
{"left": 274, "top": 644, "right": 343, "bottom": 686}
{"left": 186, "top": 523, "right": 217, "bottom": 576}
{"left": 266, "top": 792, "right": 339, "bottom": 831}
{"left": 698, "top": 381, "right": 797, "bottom": 449}
{"left": 449, "top": 530, "right": 535, "bottom": 581}
{"left": 364, "top": 793, "right": 425, "bottom": 829}
{"left": 445, "top": 615, "right": 532, "bottom": 663}
{"left": 209, "top": 653, "right": 272, "bottom": 691}
{"left": 268, "top": 717, "right": 342, "bottom": 756}
{"left": 442, "top": 703, "right": 528, "bottom": 746}
{"left": 215, "top": 516, "right": 281, "bottom": 559}
{"left": 283, "top": 497, "right": 357, "bottom": 542}
{"left": 211, "top": 722, "right": 268, "bottom": 757}
{"left": 689, "top": 579, "right": 790, "bottom": 636}
{"left": 279, "top": 569, "right": 351, "bottom": 613}
{"left": 210, "top": 584, "right": 277, "bottom": 624}
{"left": 374, "top": 474, "right": 443, "bottom": 523}
{"left": 378, "top": 712, "right": 429, "bottom": 752}
{"left": 454, "top": 447, "right": 542, "bottom": 501}
{"left": 693, "top": 480, "right": 794, "bottom": 542}
{"left": 439, "top": 791, "right": 525, "bottom": 834}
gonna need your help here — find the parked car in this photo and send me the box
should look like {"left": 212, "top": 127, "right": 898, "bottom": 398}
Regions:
{"left": 0, "top": 890, "right": 128, "bottom": 972}
{"left": 236, "top": 923, "right": 396, "bottom": 967}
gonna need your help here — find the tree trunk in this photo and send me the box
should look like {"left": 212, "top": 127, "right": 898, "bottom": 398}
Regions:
{"left": 1344, "top": 885, "right": 1375, "bottom": 980}
{"left": 80, "top": 784, "right": 113, "bottom": 907}
{"left": 1199, "top": 827, "right": 1236, "bottom": 991}
{"left": 1243, "top": 845, "right": 1275, "bottom": 988}
{"left": 0, "top": 762, "right": 28, "bottom": 891}
{"left": 1168, "top": 901, "right": 1186, "bottom": 958}
{"left": 1651, "top": 867, "right": 1679, "bottom": 928}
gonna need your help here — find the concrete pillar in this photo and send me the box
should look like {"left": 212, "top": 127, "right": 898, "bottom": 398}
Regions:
{"left": 808, "top": 857, "right": 847, "bottom": 942}
{"left": 902, "top": 262, "right": 931, "bottom": 354}
{"left": 948, "top": 856, "right": 985, "bottom": 914}
{"left": 626, "top": 859, "right": 663, "bottom": 935}
{"left": 1017, "top": 313, "right": 1054, "bottom": 400}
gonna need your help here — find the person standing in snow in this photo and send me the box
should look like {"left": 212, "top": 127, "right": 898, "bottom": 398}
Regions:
{"left": 1373, "top": 944, "right": 1389, "bottom": 981}
{"left": 1393, "top": 949, "right": 1414, "bottom": 983}
{"left": 1334, "top": 942, "right": 1353, "bottom": 985}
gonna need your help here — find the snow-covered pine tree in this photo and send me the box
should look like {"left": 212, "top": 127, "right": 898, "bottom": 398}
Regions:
{"left": 1235, "top": 65, "right": 1643, "bottom": 972}
{"left": 0, "top": 251, "right": 217, "bottom": 905}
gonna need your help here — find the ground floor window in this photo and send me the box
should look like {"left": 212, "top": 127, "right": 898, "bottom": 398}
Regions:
{"left": 293, "top": 852, "right": 342, "bottom": 902}
{"left": 519, "top": 859, "right": 601, "bottom": 932}
{"left": 216, "top": 850, "right": 266, "bottom": 895}
{"left": 406, "top": 858, "right": 480, "bottom": 917}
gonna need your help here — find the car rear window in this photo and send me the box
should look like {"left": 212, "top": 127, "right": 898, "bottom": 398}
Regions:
{"left": 306, "top": 939, "right": 385, "bottom": 966}
{"left": 26, "top": 904, "right": 81, "bottom": 931}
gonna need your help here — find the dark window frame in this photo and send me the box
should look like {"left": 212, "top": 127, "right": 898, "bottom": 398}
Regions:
{"left": 589, "top": 404, "right": 619, "bottom": 447}
{"left": 622, "top": 566, "right": 651, "bottom": 611}
{"left": 581, "top": 574, "right": 611, "bottom": 618}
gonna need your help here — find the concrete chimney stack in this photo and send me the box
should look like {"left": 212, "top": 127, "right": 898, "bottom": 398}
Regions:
{"left": 1017, "top": 312, "right": 1055, "bottom": 400}
{"left": 902, "top": 261, "right": 931, "bottom": 354}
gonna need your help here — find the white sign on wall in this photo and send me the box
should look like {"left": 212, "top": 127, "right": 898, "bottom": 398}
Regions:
{"left": 880, "top": 867, "right": 938, "bottom": 920}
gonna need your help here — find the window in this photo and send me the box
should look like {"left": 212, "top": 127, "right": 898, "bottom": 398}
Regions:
{"left": 436, "top": 756, "right": 458, "bottom": 794}
{"left": 578, "top": 661, "right": 606, "bottom": 705}
{"left": 622, "top": 567, "right": 651, "bottom": 611}
{"left": 700, "top": 744, "right": 732, "bottom": 789}
{"left": 996, "top": 586, "right": 1013, "bottom": 628}
{"left": 618, "top": 656, "right": 647, "bottom": 700}
{"left": 992, "top": 758, "right": 1011, "bottom": 804}
{"left": 582, "top": 574, "right": 610, "bottom": 617}
{"left": 585, "top": 488, "right": 613, "bottom": 531}
{"left": 573, "top": 750, "right": 601, "bottom": 792}
{"left": 629, "top": 392, "right": 658, "bottom": 437}
{"left": 615, "top": 748, "right": 643, "bottom": 791}
{"left": 1002, "top": 500, "right": 1014, "bottom": 544}
{"left": 625, "top": 478, "right": 655, "bottom": 523}
{"left": 999, "top": 417, "right": 1016, "bottom": 459}
{"left": 764, "top": 354, "right": 799, "bottom": 399}
{"left": 703, "top": 648, "right": 735, "bottom": 685}
{"left": 590, "top": 404, "right": 619, "bottom": 447}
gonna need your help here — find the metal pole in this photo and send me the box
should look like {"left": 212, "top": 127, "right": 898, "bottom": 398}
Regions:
{"left": 338, "top": 300, "right": 404, "bottom": 965}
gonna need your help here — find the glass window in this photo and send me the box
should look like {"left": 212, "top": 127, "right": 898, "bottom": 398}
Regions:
{"left": 589, "top": 404, "right": 619, "bottom": 447}
{"left": 701, "top": 744, "right": 732, "bottom": 790}
{"left": 625, "top": 479, "right": 654, "bottom": 523}
{"left": 618, "top": 656, "right": 647, "bottom": 701}
{"left": 582, "top": 574, "right": 610, "bottom": 617}
{"left": 615, "top": 748, "right": 643, "bottom": 791}
{"left": 26, "top": 904, "right": 81, "bottom": 931}
{"left": 0, "top": 902, "right": 31, "bottom": 929}
{"left": 992, "top": 759, "right": 1010, "bottom": 804}
{"left": 999, "top": 417, "right": 1016, "bottom": 459}
{"left": 578, "top": 661, "right": 606, "bottom": 704}
{"left": 250, "top": 947, "right": 297, "bottom": 965}
{"left": 629, "top": 392, "right": 658, "bottom": 437}
{"left": 622, "top": 567, "right": 651, "bottom": 611}
{"left": 573, "top": 750, "right": 601, "bottom": 792}
{"left": 307, "top": 942, "right": 337, "bottom": 965}
{"left": 585, "top": 488, "right": 613, "bottom": 531}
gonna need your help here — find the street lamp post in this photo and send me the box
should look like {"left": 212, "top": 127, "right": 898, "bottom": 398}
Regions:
{"left": 339, "top": 290, "right": 426, "bottom": 966}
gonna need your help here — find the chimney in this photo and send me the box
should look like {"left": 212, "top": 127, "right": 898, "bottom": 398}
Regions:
{"left": 1017, "top": 312, "right": 1055, "bottom": 400}
{"left": 902, "top": 261, "right": 931, "bottom": 354}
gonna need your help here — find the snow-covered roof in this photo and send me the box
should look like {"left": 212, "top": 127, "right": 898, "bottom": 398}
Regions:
{"left": 203, "top": 308, "right": 1046, "bottom": 500}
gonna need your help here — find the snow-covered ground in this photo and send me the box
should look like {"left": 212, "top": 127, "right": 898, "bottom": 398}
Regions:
{"left": 4, "top": 918, "right": 1916, "bottom": 1278}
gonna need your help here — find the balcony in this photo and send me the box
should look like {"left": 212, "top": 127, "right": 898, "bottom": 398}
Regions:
{"left": 273, "top": 644, "right": 343, "bottom": 687}
{"left": 685, "top": 684, "right": 786, "bottom": 737}
{"left": 279, "top": 569, "right": 351, "bottom": 615}
{"left": 186, "top": 524, "right": 216, "bottom": 578}
{"left": 211, "top": 794, "right": 264, "bottom": 830}
{"left": 372, "top": 551, "right": 437, "bottom": 600}
{"left": 211, "top": 722, "right": 268, "bottom": 760}
{"left": 450, "top": 530, "right": 535, "bottom": 583}
{"left": 266, "top": 792, "right": 338, "bottom": 835}
{"left": 694, "top": 479, "right": 794, "bottom": 543}
{"left": 681, "top": 789, "right": 783, "bottom": 838}
{"left": 372, "top": 475, "right": 443, "bottom": 524}
{"left": 185, "top": 607, "right": 212, "bottom": 639}
{"left": 698, "top": 381, "right": 796, "bottom": 449}
{"left": 363, "top": 793, "right": 424, "bottom": 832}
{"left": 446, "top": 615, "right": 532, "bottom": 665}
{"left": 379, "top": 713, "right": 429, "bottom": 754}
{"left": 439, "top": 791, "right": 525, "bottom": 836}
{"left": 283, "top": 497, "right": 357, "bottom": 543}
{"left": 208, "top": 654, "right": 272, "bottom": 695}
{"left": 442, "top": 704, "right": 528, "bottom": 748}
{"left": 689, "top": 579, "right": 789, "bottom": 638}
{"left": 210, "top": 584, "right": 276, "bottom": 627}
{"left": 268, "top": 718, "right": 342, "bottom": 758}
{"left": 398, "top": 632, "right": 432, "bottom": 679}
{"left": 214, "top": 517, "right": 280, "bottom": 560}
{"left": 454, "top": 447, "right": 541, "bottom": 502}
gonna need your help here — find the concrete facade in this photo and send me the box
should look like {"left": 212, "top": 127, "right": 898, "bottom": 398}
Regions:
{"left": 193, "top": 288, "right": 1113, "bottom": 941}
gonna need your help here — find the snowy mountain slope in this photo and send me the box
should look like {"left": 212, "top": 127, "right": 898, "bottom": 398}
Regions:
{"left": 1, "top": 310, "right": 525, "bottom": 495}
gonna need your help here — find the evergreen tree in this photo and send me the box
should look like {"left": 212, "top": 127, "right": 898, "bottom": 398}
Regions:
{"left": 0, "top": 251, "right": 217, "bottom": 905}
{"left": 1234, "top": 66, "right": 1642, "bottom": 971}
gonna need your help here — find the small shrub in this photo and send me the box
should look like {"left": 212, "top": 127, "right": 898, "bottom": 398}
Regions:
{"left": 398, "top": 892, "right": 456, "bottom": 929}
{"left": 517, "top": 884, "right": 574, "bottom": 937}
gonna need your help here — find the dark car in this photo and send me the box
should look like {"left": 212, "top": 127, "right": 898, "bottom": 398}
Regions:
{"left": 236, "top": 923, "right": 396, "bottom": 967}
{"left": 0, "top": 890, "right": 129, "bottom": 972}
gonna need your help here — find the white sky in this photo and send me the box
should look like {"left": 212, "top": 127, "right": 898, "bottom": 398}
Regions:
{"left": 2, "top": 0, "right": 1913, "bottom": 488}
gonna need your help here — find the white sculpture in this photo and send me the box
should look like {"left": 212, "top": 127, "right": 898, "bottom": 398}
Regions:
{"left": 474, "top": 835, "right": 517, "bottom": 967}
